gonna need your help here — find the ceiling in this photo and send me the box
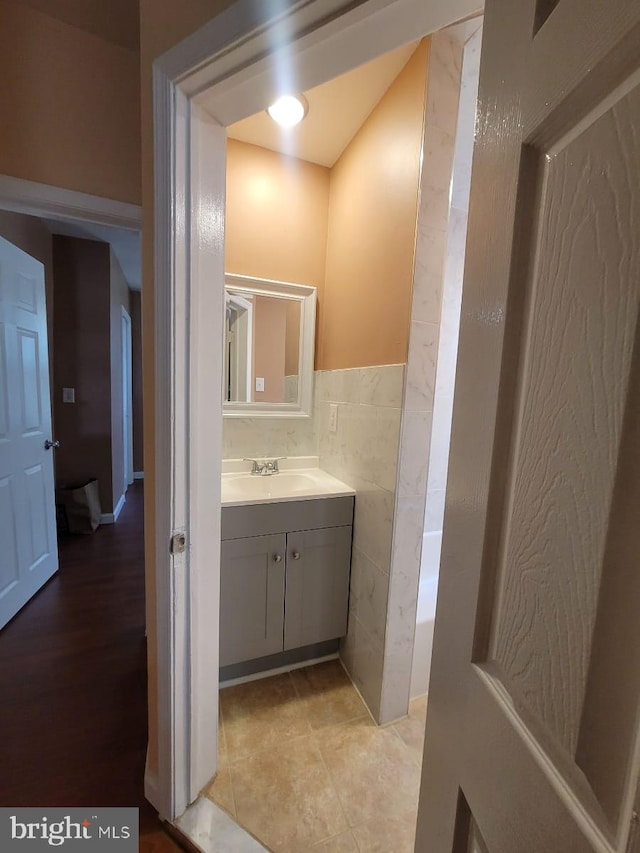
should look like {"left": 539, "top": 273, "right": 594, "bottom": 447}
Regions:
{"left": 10, "top": 0, "right": 139, "bottom": 50}
{"left": 42, "top": 219, "right": 141, "bottom": 291}
{"left": 227, "top": 41, "right": 419, "bottom": 168}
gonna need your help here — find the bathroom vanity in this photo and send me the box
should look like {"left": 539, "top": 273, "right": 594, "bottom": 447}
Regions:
{"left": 220, "top": 465, "right": 355, "bottom": 679}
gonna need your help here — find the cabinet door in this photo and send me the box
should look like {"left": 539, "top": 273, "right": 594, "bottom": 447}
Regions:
{"left": 284, "top": 526, "right": 352, "bottom": 651}
{"left": 220, "top": 533, "right": 286, "bottom": 667}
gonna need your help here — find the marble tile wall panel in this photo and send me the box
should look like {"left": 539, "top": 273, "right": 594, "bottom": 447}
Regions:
{"left": 222, "top": 407, "right": 318, "bottom": 459}
{"left": 316, "top": 363, "right": 404, "bottom": 721}
{"left": 381, "top": 30, "right": 464, "bottom": 722}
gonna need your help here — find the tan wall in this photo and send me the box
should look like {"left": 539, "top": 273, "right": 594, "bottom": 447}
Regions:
{"left": 130, "top": 291, "right": 144, "bottom": 473}
{"left": 284, "top": 300, "right": 300, "bottom": 377}
{"left": 0, "top": 0, "right": 141, "bottom": 204}
{"left": 52, "top": 235, "right": 114, "bottom": 512}
{"left": 0, "top": 211, "right": 54, "bottom": 398}
{"left": 226, "top": 139, "right": 330, "bottom": 364}
{"left": 320, "top": 40, "right": 429, "bottom": 370}
{"left": 110, "top": 250, "right": 131, "bottom": 506}
{"left": 252, "top": 296, "right": 287, "bottom": 403}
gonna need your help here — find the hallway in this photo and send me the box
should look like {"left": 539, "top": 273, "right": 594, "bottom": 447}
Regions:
{"left": 0, "top": 482, "right": 180, "bottom": 851}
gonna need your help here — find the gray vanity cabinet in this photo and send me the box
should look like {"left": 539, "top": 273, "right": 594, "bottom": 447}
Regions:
{"left": 220, "top": 496, "right": 354, "bottom": 670}
{"left": 283, "top": 526, "right": 352, "bottom": 651}
{"left": 220, "top": 533, "right": 286, "bottom": 667}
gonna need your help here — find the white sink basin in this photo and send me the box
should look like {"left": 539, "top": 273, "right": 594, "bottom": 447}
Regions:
{"left": 221, "top": 468, "right": 354, "bottom": 506}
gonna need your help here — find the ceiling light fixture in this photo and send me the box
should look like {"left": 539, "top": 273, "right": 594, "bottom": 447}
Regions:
{"left": 267, "top": 94, "right": 308, "bottom": 128}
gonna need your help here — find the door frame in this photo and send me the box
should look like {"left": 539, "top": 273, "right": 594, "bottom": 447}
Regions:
{"left": 0, "top": 175, "right": 141, "bottom": 230}
{"left": 151, "top": 0, "right": 482, "bottom": 822}
{"left": 121, "top": 306, "right": 134, "bottom": 489}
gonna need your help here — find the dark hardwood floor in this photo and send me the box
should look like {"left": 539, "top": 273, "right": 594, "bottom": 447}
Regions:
{"left": 0, "top": 482, "right": 183, "bottom": 852}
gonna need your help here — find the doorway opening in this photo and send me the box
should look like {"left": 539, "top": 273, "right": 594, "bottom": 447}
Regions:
{"left": 153, "top": 5, "right": 483, "bottom": 849}
{"left": 149, "top": 0, "right": 484, "bottom": 834}
{"left": 0, "top": 189, "right": 166, "bottom": 845}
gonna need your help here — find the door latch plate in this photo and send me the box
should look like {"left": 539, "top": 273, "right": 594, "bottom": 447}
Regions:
{"left": 170, "top": 532, "right": 187, "bottom": 555}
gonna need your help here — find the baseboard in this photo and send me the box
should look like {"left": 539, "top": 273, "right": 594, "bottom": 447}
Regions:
{"left": 220, "top": 651, "right": 339, "bottom": 688}
{"left": 134, "top": 471, "right": 145, "bottom": 480}
{"left": 100, "top": 493, "right": 126, "bottom": 525}
{"left": 144, "top": 752, "right": 161, "bottom": 813}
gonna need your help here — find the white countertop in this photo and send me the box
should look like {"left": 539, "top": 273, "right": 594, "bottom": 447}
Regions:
{"left": 221, "top": 458, "right": 355, "bottom": 507}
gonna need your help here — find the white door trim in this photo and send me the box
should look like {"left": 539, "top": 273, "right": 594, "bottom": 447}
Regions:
{"left": 121, "top": 307, "right": 134, "bottom": 489}
{"left": 152, "top": 0, "right": 481, "bottom": 823}
{"left": 0, "top": 175, "right": 141, "bottom": 230}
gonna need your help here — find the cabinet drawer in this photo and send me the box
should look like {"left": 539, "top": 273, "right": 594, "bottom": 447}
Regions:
{"left": 221, "top": 496, "right": 354, "bottom": 540}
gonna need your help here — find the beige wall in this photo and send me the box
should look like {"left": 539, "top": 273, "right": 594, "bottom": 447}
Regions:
{"left": 52, "top": 235, "right": 114, "bottom": 512}
{"left": 321, "top": 40, "right": 429, "bottom": 370}
{"left": 252, "top": 296, "right": 287, "bottom": 403}
{"left": 110, "top": 250, "right": 131, "bottom": 506}
{"left": 0, "top": 211, "right": 54, "bottom": 397}
{"left": 226, "top": 139, "right": 330, "bottom": 364}
{"left": 284, "top": 300, "right": 300, "bottom": 377}
{"left": 0, "top": 0, "right": 141, "bottom": 204}
{"left": 130, "top": 291, "right": 144, "bottom": 473}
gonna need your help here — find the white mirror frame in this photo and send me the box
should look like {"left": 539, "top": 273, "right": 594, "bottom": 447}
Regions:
{"left": 223, "top": 273, "right": 317, "bottom": 418}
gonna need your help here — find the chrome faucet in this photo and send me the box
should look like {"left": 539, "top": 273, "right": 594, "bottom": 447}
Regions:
{"left": 243, "top": 457, "right": 286, "bottom": 476}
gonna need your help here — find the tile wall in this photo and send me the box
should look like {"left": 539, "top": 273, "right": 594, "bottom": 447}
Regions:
{"left": 316, "top": 364, "right": 404, "bottom": 720}
{"left": 414, "top": 24, "right": 482, "bottom": 699}
{"left": 379, "top": 30, "right": 464, "bottom": 724}
{"left": 221, "top": 412, "right": 316, "bottom": 459}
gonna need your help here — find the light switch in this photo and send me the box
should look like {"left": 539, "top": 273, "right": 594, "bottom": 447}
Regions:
{"left": 255, "top": 377, "right": 265, "bottom": 392}
{"left": 329, "top": 403, "right": 338, "bottom": 433}
{"left": 62, "top": 387, "right": 75, "bottom": 404}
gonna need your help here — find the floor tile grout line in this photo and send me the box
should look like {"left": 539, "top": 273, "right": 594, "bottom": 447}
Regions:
{"left": 314, "top": 733, "right": 355, "bottom": 844}
{"left": 226, "top": 762, "right": 238, "bottom": 825}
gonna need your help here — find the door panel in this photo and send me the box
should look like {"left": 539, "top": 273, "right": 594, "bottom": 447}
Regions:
{"left": 18, "top": 329, "right": 42, "bottom": 433}
{"left": 0, "top": 475, "right": 19, "bottom": 593}
{"left": 25, "top": 463, "right": 50, "bottom": 569}
{"left": 219, "top": 533, "right": 285, "bottom": 667}
{"left": 0, "top": 324, "right": 9, "bottom": 437}
{"left": 418, "top": 1, "right": 640, "bottom": 851}
{"left": 490, "top": 83, "right": 640, "bottom": 759}
{"left": 283, "top": 526, "right": 351, "bottom": 652}
{"left": 0, "top": 237, "right": 58, "bottom": 630}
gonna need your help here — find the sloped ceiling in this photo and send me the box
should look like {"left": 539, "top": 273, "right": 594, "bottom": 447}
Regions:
{"left": 10, "top": 0, "right": 139, "bottom": 50}
{"left": 227, "top": 41, "right": 419, "bottom": 168}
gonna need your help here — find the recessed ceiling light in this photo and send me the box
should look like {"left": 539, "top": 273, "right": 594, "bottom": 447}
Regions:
{"left": 267, "top": 95, "right": 308, "bottom": 128}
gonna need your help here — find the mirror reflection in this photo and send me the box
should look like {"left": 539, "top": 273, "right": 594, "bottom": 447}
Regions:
{"left": 224, "top": 289, "right": 301, "bottom": 404}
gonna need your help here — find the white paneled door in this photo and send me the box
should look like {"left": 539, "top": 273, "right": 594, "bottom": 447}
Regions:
{"left": 418, "top": 1, "right": 640, "bottom": 852}
{"left": 0, "top": 236, "right": 58, "bottom": 630}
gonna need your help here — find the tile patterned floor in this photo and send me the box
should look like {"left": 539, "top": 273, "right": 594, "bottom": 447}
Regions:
{"left": 207, "top": 660, "right": 427, "bottom": 853}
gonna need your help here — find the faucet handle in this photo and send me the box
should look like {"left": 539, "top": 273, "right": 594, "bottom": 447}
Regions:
{"left": 265, "top": 457, "right": 287, "bottom": 474}
{"left": 243, "top": 458, "right": 264, "bottom": 475}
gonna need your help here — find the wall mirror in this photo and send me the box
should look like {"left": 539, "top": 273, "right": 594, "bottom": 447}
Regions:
{"left": 223, "top": 274, "right": 317, "bottom": 418}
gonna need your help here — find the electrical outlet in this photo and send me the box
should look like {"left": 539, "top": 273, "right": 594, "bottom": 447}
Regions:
{"left": 255, "top": 377, "right": 265, "bottom": 392}
{"left": 329, "top": 403, "right": 338, "bottom": 433}
{"left": 62, "top": 387, "right": 75, "bottom": 404}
